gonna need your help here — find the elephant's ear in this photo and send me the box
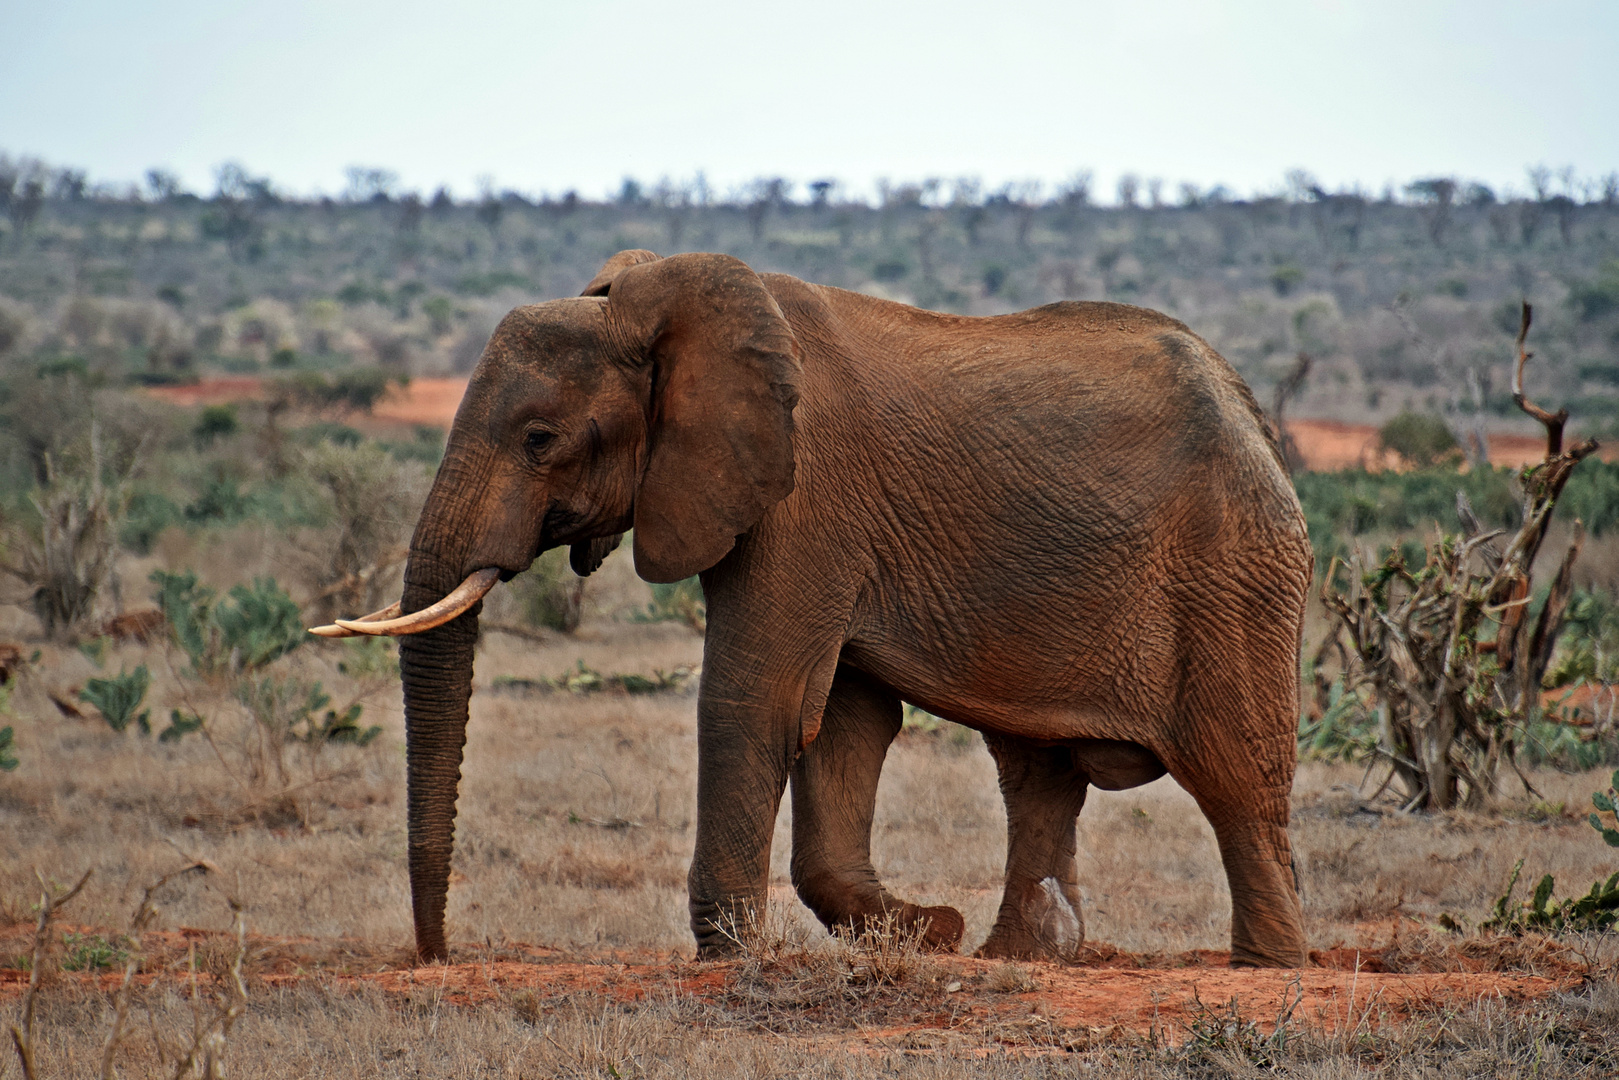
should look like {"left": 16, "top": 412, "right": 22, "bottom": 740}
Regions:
{"left": 606, "top": 253, "right": 800, "bottom": 583}
{"left": 581, "top": 249, "right": 661, "bottom": 297}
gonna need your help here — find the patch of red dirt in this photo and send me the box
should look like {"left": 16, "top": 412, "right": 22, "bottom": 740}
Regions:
{"left": 1284, "top": 418, "right": 1611, "bottom": 470}
{"left": 147, "top": 380, "right": 1608, "bottom": 470}
{"left": 0, "top": 930, "right": 1579, "bottom": 1043}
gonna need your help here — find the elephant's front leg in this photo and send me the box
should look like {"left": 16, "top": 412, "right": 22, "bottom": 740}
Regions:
{"left": 977, "top": 733, "right": 1090, "bottom": 961}
{"left": 788, "top": 665, "right": 965, "bottom": 951}
{"left": 687, "top": 682, "right": 797, "bottom": 956}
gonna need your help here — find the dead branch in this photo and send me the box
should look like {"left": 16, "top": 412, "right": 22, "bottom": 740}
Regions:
{"left": 10, "top": 869, "right": 93, "bottom": 1080}
{"left": 1318, "top": 304, "right": 1601, "bottom": 810}
{"left": 1270, "top": 352, "right": 1312, "bottom": 475}
{"left": 100, "top": 862, "right": 216, "bottom": 1080}
{"left": 1511, "top": 302, "right": 1566, "bottom": 458}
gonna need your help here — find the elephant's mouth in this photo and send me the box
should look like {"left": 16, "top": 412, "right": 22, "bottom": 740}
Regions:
{"left": 307, "top": 566, "right": 501, "bottom": 638}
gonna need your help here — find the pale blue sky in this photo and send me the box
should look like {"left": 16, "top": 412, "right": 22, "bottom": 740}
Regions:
{"left": 3, "top": 0, "right": 1615, "bottom": 201}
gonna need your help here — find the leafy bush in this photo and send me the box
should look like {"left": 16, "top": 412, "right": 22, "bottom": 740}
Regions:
{"left": 79, "top": 665, "right": 151, "bottom": 734}
{"left": 1591, "top": 770, "right": 1619, "bottom": 847}
{"left": 235, "top": 675, "right": 379, "bottom": 750}
{"left": 508, "top": 548, "right": 584, "bottom": 632}
{"left": 1378, "top": 411, "right": 1459, "bottom": 467}
{"left": 1568, "top": 260, "right": 1619, "bottom": 322}
{"left": 0, "top": 725, "right": 17, "bottom": 771}
{"left": 635, "top": 576, "right": 706, "bottom": 632}
{"left": 151, "top": 571, "right": 305, "bottom": 675}
{"left": 191, "top": 404, "right": 239, "bottom": 445}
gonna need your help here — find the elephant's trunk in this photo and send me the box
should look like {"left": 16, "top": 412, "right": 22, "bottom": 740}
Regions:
{"left": 397, "top": 545, "right": 482, "bottom": 963}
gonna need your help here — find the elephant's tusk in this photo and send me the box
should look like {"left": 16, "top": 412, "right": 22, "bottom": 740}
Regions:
{"left": 308, "top": 601, "right": 404, "bottom": 638}
{"left": 317, "top": 567, "right": 501, "bottom": 637}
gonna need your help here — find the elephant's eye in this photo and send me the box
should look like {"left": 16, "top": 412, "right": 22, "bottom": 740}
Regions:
{"left": 523, "top": 429, "right": 557, "bottom": 460}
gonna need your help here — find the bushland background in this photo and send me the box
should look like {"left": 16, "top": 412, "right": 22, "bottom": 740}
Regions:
{"left": 2, "top": 156, "right": 1619, "bottom": 1075}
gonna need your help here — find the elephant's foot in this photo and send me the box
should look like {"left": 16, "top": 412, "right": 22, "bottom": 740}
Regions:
{"left": 904, "top": 903, "right": 965, "bottom": 952}
{"left": 975, "top": 877, "right": 1083, "bottom": 962}
{"left": 840, "top": 902, "right": 964, "bottom": 952}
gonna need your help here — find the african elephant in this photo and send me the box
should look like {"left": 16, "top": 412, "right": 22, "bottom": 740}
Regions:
{"left": 314, "top": 249, "right": 1312, "bottom": 968}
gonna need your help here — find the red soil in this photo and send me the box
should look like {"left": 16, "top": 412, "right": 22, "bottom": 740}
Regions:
{"left": 0, "top": 928, "right": 1580, "bottom": 1044}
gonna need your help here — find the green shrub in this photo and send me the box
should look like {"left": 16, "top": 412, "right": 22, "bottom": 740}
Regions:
{"left": 1482, "top": 858, "right": 1619, "bottom": 934}
{"left": 0, "top": 725, "right": 17, "bottom": 771}
{"left": 1378, "top": 411, "right": 1459, "bottom": 467}
{"left": 191, "top": 403, "right": 239, "bottom": 446}
{"left": 151, "top": 571, "right": 304, "bottom": 675}
{"left": 120, "top": 490, "right": 182, "bottom": 553}
{"left": 1568, "top": 260, "right": 1619, "bottom": 322}
{"left": 235, "top": 676, "right": 379, "bottom": 747}
{"left": 79, "top": 665, "right": 151, "bottom": 734}
{"left": 635, "top": 576, "right": 706, "bottom": 632}
{"left": 509, "top": 548, "right": 583, "bottom": 632}
{"left": 1591, "top": 770, "right": 1619, "bottom": 847}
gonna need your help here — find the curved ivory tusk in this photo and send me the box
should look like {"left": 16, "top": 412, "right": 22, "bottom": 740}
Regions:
{"left": 327, "top": 567, "right": 501, "bottom": 637}
{"left": 308, "top": 601, "right": 403, "bottom": 638}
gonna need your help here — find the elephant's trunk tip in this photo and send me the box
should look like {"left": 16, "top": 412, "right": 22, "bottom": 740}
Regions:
{"left": 307, "top": 567, "right": 500, "bottom": 638}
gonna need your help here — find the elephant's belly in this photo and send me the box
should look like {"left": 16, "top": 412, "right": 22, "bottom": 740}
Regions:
{"left": 1070, "top": 739, "right": 1167, "bottom": 790}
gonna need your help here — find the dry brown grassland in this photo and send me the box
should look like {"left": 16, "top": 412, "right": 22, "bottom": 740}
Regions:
{"left": 4, "top": 540, "right": 1619, "bottom": 1076}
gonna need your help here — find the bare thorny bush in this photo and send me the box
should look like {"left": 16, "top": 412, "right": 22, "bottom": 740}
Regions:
{"left": 8, "top": 862, "right": 247, "bottom": 1080}
{"left": 1323, "top": 303, "right": 1600, "bottom": 811}
{"left": 2, "top": 419, "right": 143, "bottom": 642}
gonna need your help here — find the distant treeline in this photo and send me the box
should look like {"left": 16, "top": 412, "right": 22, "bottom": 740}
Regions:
{"left": 4, "top": 153, "right": 1617, "bottom": 216}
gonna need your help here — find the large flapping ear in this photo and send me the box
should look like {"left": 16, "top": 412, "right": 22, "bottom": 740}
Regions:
{"left": 581, "top": 249, "right": 662, "bottom": 297}
{"left": 605, "top": 253, "right": 801, "bottom": 583}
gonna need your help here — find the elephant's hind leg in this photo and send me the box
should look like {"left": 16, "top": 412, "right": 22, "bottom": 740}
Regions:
{"left": 789, "top": 665, "right": 965, "bottom": 951}
{"left": 976, "top": 733, "right": 1089, "bottom": 961}
{"left": 1164, "top": 675, "right": 1307, "bottom": 968}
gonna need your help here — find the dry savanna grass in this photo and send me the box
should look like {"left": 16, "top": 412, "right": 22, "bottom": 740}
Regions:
{"left": 4, "top": 546, "right": 1619, "bottom": 1076}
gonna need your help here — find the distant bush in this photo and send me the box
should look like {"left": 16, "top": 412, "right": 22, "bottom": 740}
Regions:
{"left": 273, "top": 369, "right": 402, "bottom": 415}
{"left": 1378, "top": 411, "right": 1459, "bottom": 467}
{"left": 635, "top": 576, "right": 706, "bottom": 633}
{"left": 453, "top": 271, "right": 533, "bottom": 297}
{"left": 191, "top": 404, "right": 239, "bottom": 446}
{"left": 0, "top": 725, "right": 17, "bottom": 771}
{"left": 508, "top": 548, "right": 585, "bottom": 633}
{"left": 1568, "top": 260, "right": 1619, "bottom": 322}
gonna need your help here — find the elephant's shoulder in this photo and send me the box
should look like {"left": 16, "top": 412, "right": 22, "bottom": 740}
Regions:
{"left": 1018, "top": 300, "right": 1192, "bottom": 337}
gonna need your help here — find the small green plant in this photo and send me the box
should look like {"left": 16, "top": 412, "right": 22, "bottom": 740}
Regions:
{"left": 79, "top": 665, "right": 152, "bottom": 734}
{"left": 1590, "top": 769, "right": 1619, "bottom": 846}
{"left": 0, "top": 725, "right": 17, "bottom": 770}
{"left": 1483, "top": 857, "right": 1619, "bottom": 934}
{"left": 60, "top": 932, "right": 129, "bottom": 971}
{"left": 159, "top": 709, "right": 205, "bottom": 743}
{"left": 1297, "top": 677, "right": 1376, "bottom": 761}
{"left": 491, "top": 661, "right": 698, "bottom": 696}
{"left": 76, "top": 635, "right": 110, "bottom": 667}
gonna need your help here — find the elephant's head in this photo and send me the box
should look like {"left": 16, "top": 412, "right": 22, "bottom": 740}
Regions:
{"left": 311, "top": 251, "right": 801, "bottom": 961}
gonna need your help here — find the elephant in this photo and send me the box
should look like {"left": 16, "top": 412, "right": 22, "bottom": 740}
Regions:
{"left": 313, "top": 249, "right": 1313, "bottom": 969}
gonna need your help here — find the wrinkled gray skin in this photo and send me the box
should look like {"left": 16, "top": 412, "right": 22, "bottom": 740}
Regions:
{"left": 399, "top": 250, "right": 1311, "bottom": 968}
